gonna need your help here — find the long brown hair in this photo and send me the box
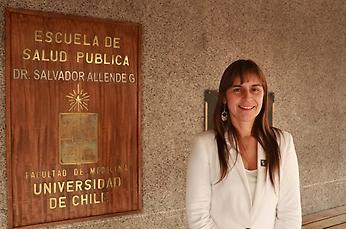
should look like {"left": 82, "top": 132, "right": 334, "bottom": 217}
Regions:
{"left": 213, "top": 59, "right": 281, "bottom": 186}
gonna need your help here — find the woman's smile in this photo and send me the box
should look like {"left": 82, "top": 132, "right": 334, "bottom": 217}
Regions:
{"left": 238, "top": 105, "right": 256, "bottom": 110}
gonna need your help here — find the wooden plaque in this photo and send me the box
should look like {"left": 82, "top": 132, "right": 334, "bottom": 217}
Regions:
{"left": 5, "top": 8, "right": 142, "bottom": 228}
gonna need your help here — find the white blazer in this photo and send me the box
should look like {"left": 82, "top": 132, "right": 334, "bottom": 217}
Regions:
{"left": 186, "top": 130, "right": 301, "bottom": 229}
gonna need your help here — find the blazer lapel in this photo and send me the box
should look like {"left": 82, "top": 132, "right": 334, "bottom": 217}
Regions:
{"left": 225, "top": 132, "right": 265, "bottom": 209}
{"left": 251, "top": 143, "right": 267, "bottom": 216}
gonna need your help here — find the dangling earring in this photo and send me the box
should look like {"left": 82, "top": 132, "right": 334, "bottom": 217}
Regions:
{"left": 221, "top": 104, "right": 228, "bottom": 122}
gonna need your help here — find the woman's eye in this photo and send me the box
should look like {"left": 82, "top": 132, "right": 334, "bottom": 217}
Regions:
{"left": 233, "top": 88, "right": 241, "bottom": 93}
{"left": 252, "top": 87, "right": 262, "bottom": 93}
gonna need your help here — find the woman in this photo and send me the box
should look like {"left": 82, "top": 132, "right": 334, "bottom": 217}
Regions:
{"left": 186, "top": 59, "right": 301, "bottom": 229}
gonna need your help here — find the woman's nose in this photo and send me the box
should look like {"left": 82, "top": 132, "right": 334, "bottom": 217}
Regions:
{"left": 242, "top": 89, "right": 251, "bottom": 98}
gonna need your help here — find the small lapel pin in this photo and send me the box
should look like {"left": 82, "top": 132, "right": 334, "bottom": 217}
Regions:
{"left": 260, "top": 159, "right": 267, "bottom": 167}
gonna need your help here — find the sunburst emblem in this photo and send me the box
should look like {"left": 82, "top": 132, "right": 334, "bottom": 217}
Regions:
{"left": 66, "top": 84, "right": 90, "bottom": 112}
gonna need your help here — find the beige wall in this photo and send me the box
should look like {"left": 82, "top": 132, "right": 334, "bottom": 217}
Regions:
{"left": 0, "top": 0, "right": 345, "bottom": 228}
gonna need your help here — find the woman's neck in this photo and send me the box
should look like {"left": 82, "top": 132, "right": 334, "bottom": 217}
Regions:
{"left": 232, "top": 120, "right": 254, "bottom": 138}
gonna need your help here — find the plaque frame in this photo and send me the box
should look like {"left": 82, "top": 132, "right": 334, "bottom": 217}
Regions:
{"left": 5, "top": 8, "right": 143, "bottom": 228}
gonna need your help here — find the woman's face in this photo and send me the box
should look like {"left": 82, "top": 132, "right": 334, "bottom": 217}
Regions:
{"left": 225, "top": 73, "right": 264, "bottom": 127}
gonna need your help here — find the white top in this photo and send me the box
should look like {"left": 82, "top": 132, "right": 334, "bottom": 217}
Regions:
{"left": 186, "top": 130, "right": 302, "bottom": 229}
{"left": 245, "top": 169, "right": 258, "bottom": 205}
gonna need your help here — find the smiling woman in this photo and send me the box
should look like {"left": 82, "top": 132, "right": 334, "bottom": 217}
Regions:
{"left": 186, "top": 59, "right": 302, "bottom": 229}
{"left": 225, "top": 74, "right": 264, "bottom": 126}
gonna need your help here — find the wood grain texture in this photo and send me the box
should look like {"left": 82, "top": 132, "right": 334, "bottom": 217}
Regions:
{"left": 302, "top": 206, "right": 346, "bottom": 229}
{"left": 303, "top": 206, "right": 346, "bottom": 225}
{"left": 5, "top": 8, "right": 14, "bottom": 229}
{"left": 5, "top": 8, "right": 142, "bottom": 228}
{"left": 302, "top": 214, "right": 346, "bottom": 229}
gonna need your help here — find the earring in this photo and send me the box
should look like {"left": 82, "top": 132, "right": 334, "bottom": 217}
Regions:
{"left": 221, "top": 104, "right": 228, "bottom": 122}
